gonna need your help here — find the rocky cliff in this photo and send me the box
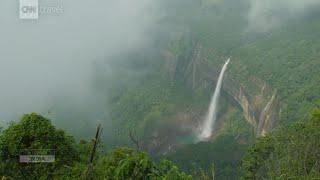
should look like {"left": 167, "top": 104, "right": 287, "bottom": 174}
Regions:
{"left": 165, "top": 42, "right": 281, "bottom": 137}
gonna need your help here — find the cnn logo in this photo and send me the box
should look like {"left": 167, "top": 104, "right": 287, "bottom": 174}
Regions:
{"left": 19, "top": 0, "right": 38, "bottom": 19}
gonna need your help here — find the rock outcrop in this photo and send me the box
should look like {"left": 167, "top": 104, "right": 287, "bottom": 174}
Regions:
{"left": 165, "top": 42, "right": 280, "bottom": 137}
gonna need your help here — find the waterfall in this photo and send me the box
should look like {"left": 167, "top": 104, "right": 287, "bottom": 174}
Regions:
{"left": 198, "top": 58, "right": 230, "bottom": 141}
{"left": 257, "top": 92, "right": 276, "bottom": 137}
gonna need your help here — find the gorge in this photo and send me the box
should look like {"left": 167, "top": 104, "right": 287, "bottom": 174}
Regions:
{"left": 198, "top": 58, "right": 230, "bottom": 141}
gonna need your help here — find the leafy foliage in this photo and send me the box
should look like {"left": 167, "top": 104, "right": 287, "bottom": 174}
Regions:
{"left": 0, "top": 114, "right": 191, "bottom": 179}
{"left": 1, "top": 0, "right": 320, "bottom": 179}
{"left": 96, "top": 147, "right": 191, "bottom": 180}
{"left": 168, "top": 134, "right": 248, "bottom": 180}
{"left": 0, "top": 113, "right": 79, "bottom": 179}
{"left": 241, "top": 109, "right": 320, "bottom": 179}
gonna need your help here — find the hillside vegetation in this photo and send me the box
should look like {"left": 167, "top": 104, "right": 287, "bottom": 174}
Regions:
{"left": 1, "top": 0, "right": 319, "bottom": 179}
{"left": 1, "top": 110, "right": 320, "bottom": 179}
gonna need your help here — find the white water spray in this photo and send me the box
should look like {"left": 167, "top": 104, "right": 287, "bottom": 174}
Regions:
{"left": 198, "top": 58, "right": 230, "bottom": 141}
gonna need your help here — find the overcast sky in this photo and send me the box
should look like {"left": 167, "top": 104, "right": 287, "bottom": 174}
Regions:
{"left": 0, "top": 0, "right": 157, "bottom": 123}
{"left": 1, "top": 0, "right": 319, "bottom": 124}
{"left": 248, "top": 0, "right": 320, "bottom": 32}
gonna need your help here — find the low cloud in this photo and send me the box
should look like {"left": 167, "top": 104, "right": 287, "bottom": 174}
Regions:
{"left": 0, "top": 0, "right": 157, "bottom": 123}
{"left": 248, "top": 0, "right": 320, "bottom": 32}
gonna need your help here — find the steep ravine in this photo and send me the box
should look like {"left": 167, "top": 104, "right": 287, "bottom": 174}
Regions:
{"left": 144, "top": 43, "right": 281, "bottom": 154}
{"left": 166, "top": 43, "right": 281, "bottom": 137}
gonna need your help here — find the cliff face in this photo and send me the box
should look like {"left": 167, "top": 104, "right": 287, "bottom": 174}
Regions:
{"left": 143, "top": 42, "right": 282, "bottom": 154}
{"left": 165, "top": 43, "right": 280, "bottom": 137}
{"left": 223, "top": 78, "right": 280, "bottom": 137}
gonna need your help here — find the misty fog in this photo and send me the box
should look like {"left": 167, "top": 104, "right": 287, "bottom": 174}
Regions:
{"left": 1, "top": 0, "right": 319, "bottom": 132}
{"left": 248, "top": 0, "right": 320, "bottom": 32}
{"left": 0, "top": 0, "right": 157, "bottom": 124}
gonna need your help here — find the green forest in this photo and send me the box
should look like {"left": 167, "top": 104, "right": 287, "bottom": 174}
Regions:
{"left": 1, "top": 110, "right": 319, "bottom": 179}
{"left": 1, "top": 0, "right": 320, "bottom": 179}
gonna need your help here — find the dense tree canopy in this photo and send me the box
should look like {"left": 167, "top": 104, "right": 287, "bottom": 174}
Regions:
{"left": 241, "top": 109, "right": 320, "bottom": 179}
{"left": 0, "top": 113, "right": 191, "bottom": 179}
{"left": 1, "top": 110, "right": 320, "bottom": 179}
{"left": 0, "top": 113, "right": 79, "bottom": 179}
{"left": 96, "top": 147, "right": 191, "bottom": 180}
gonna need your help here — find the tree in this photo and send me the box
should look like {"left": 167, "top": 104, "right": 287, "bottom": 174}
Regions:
{"left": 0, "top": 113, "right": 191, "bottom": 179}
{"left": 95, "top": 147, "right": 191, "bottom": 180}
{"left": 241, "top": 109, "right": 320, "bottom": 179}
{"left": 0, "top": 113, "right": 79, "bottom": 179}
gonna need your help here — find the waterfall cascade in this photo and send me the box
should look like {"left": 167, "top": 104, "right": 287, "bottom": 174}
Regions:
{"left": 198, "top": 58, "right": 230, "bottom": 141}
{"left": 257, "top": 92, "right": 276, "bottom": 137}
